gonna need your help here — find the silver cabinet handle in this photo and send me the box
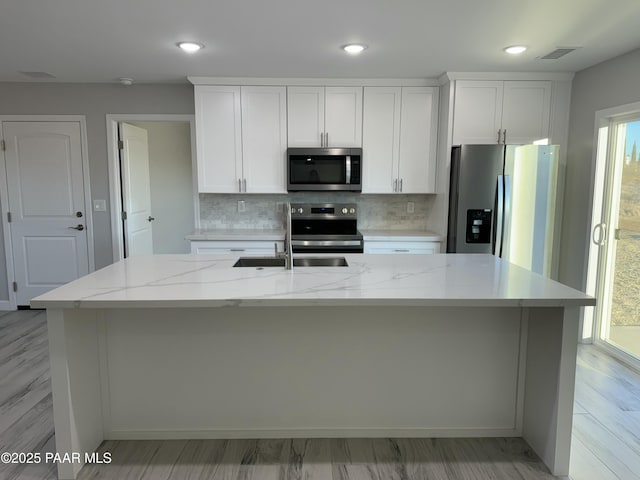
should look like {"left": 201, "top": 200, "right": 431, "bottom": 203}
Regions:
{"left": 238, "top": 179, "right": 242, "bottom": 192}
{"left": 229, "top": 248, "right": 245, "bottom": 252}
{"left": 325, "top": 132, "right": 329, "bottom": 146}
{"left": 393, "top": 179, "right": 398, "bottom": 192}
{"left": 320, "top": 132, "right": 324, "bottom": 146}
{"left": 243, "top": 178, "right": 247, "bottom": 192}
{"left": 400, "top": 178, "right": 403, "bottom": 192}
{"left": 394, "top": 249, "right": 410, "bottom": 252}
{"left": 68, "top": 224, "right": 84, "bottom": 231}
{"left": 497, "top": 130, "right": 501, "bottom": 144}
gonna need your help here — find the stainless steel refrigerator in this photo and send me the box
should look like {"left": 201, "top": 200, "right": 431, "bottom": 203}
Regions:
{"left": 447, "top": 144, "right": 561, "bottom": 277}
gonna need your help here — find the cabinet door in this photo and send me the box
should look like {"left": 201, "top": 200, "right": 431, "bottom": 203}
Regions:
{"left": 362, "top": 87, "right": 401, "bottom": 193}
{"left": 287, "top": 86, "right": 324, "bottom": 147}
{"left": 194, "top": 86, "right": 242, "bottom": 192}
{"left": 241, "top": 86, "right": 287, "bottom": 193}
{"left": 502, "top": 81, "right": 551, "bottom": 144}
{"left": 398, "top": 87, "right": 439, "bottom": 193}
{"left": 452, "top": 81, "right": 503, "bottom": 145}
{"left": 325, "top": 87, "right": 363, "bottom": 147}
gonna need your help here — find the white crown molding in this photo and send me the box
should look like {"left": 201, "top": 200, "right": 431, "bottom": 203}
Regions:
{"left": 188, "top": 76, "right": 439, "bottom": 87}
{"left": 442, "top": 71, "right": 575, "bottom": 82}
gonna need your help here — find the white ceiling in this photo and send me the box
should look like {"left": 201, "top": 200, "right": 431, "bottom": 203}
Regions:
{"left": 2, "top": 0, "right": 640, "bottom": 84}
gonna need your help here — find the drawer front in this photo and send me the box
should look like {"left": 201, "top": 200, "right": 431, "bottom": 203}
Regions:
{"left": 364, "top": 241, "right": 440, "bottom": 254}
{"left": 190, "top": 240, "right": 284, "bottom": 255}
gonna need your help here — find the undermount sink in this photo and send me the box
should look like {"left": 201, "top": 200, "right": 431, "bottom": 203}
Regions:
{"left": 293, "top": 257, "right": 348, "bottom": 267}
{"left": 233, "top": 257, "right": 348, "bottom": 268}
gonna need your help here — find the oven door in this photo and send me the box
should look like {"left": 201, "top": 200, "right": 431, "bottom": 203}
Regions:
{"left": 291, "top": 236, "right": 364, "bottom": 254}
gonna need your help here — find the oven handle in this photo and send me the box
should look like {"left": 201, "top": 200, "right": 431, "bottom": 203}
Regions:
{"left": 345, "top": 155, "right": 351, "bottom": 184}
{"left": 291, "top": 240, "right": 363, "bottom": 247}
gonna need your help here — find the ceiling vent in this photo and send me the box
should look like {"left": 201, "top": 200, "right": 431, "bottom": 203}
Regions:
{"left": 540, "top": 48, "right": 579, "bottom": 60}
{"left": 19, "top": 71, "right": 56, "bottom": 79}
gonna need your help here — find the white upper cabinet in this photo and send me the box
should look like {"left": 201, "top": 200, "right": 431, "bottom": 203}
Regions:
{"left": 324, "top": 87, "right": 363, "bottom": 147}
{"left": 362, "top": 86, "right": 438, "bottom": 194}
{"left": 287, "top": 86, "right": 362, "bottom": 147}
{"left": 501, "top": 81, "right": 552, "bottom": 144}
{"left": 195, "top": 86, "right": 242, "bottom": 193}
{"left": 241, "top": 86, "right": 287, "bottom": 193}
{"left": 398, "top": 87, "right": 438, "bottom": 193}
{"left": 452, "top": 80, "right": 551, "bottom": 145}
{"left": 362, "top": 87, "right": 401, "bottom": 193}
{"left": 286, "top": 87, "right": 324, "bottom": 147}
{"left": 194, "top": 85, "right": 287, "bottom": 193}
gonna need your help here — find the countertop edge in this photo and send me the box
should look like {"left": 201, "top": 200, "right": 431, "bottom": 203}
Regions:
{"left": 31, "top": 297, "right": 596, "bottom": 310}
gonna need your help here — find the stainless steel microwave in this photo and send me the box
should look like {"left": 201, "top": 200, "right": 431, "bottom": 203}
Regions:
{"left": 287, "top": 148, "right": 362, "bottom": 192}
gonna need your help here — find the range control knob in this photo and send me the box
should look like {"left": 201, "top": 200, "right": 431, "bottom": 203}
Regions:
{"left": 341, "top": 207, "right": 348, "bottom": 214}
{"left": 349, "top": 207, "right": 356, "bottom": 214}
{"left": 297, "top": 207, "right": 304, "bottom": 214}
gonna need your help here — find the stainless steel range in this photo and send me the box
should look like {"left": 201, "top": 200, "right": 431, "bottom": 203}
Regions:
{"left": 290, "top": 203, "right": 363, "bottom": 253}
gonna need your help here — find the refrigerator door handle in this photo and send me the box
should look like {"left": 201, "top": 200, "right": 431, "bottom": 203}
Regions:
{"left": 495, "top": 175, "right": 505, "bottom": 256}
{"left": 502, "top": 175, "right": 512, "bottom": 256}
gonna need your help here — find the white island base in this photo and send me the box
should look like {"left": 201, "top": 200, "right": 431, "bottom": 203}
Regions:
{"left": 35, "top": 254, "right": 594, "bottom": 479}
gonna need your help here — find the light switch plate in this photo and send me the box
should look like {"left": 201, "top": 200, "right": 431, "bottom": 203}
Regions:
{"left": 407, "top": 202, "right": 415, "bottom": 214}
{"left": 93, "top": 199, "right": 107, "bottom": 212}
{"left": 238, "top": 200, "right": 246, "bottom": 213}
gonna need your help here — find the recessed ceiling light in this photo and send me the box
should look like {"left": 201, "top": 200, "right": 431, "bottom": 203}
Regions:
{"left": 342, "top": 44, "right": 367, "bottom": 55}
{"left": 504, "top": 45, "right": 527, "bottom": 55}
{"left": 177, "top": 42, "right": 204, "bottom": 53}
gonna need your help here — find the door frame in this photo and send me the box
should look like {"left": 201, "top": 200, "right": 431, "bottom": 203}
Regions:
{"left": 584, "top": 101, "right": 640, "bottom": 370}
{"left": 0, "top": 115, "right": 95, "bottom": 310}
{"left": 106, "top": 114, "right": 198, "bottom": 262}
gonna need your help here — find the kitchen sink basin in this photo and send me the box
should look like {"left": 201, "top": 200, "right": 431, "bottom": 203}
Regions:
{"left": 233, "top": 256, "right": 348, "bottom": 268}
{"left": 293, "top": 257, "right": 348, "bottom": 267}
{"left": 233, "top": 257, "right": 286, "bottom": 267}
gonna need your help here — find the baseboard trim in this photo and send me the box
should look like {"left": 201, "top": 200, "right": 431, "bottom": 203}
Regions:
{"left": 105, "top": 427, "right": 521, "bottom": 440}
{"left": 0, "top": 301, "right": 15, "bottom": 311}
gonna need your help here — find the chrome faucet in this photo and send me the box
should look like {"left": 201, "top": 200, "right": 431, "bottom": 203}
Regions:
{"left": 275, "top": 202, "right": 293, "bottom": 270}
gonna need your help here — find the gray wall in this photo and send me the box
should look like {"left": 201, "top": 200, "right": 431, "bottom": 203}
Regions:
{"left": 0, "top": 82, "right": 194, "bottom": 274}
{"left": 559, "top": 47, "right": 640, "bottom": 294}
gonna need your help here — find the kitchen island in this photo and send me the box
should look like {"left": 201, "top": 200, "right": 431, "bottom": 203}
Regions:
{"left": 32, "top": 253, "right": 594, "bottom": 479}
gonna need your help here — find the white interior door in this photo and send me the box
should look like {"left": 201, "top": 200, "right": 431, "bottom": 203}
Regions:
{"left": 119, "top": 123, "right": 154, "bottom": 257}
{"left": 4, "top": 121, "right": 89, "bottom": 305}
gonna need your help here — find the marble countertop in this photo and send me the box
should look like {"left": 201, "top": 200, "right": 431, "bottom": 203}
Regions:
{"left": 31, "top": 254, "right": 595, "bottom": 309}
{"left": 360, "top": 229, "right": 443, "bottom": 242}
{"left": 186, "top": 229, "right": 285, "bottom": 241}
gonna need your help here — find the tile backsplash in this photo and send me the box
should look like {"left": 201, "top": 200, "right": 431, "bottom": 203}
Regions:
{"left": 199, "top": 193, "right": 435, "bottom": 230}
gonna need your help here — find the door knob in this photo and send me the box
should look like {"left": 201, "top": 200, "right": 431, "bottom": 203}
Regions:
{"left": 68, "top": 224, "right": 84, "bottom": 231}
{"left": 148, "top": 216, "right": 155, "bottom": 222}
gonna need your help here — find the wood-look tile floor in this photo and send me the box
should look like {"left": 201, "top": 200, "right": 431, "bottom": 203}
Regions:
{"left": 1, "top": 309, "right": 639, "bottom": 479}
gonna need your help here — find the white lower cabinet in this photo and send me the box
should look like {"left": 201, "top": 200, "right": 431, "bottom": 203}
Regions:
{"left": 190, "top": 240, "right": 284, "bottom": 255}
{"left": 364, "top": 240, "right": 441, "bottom": 254}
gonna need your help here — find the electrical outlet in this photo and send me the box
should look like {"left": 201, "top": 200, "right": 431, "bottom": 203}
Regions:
{"left": 407, "top": 202, "right": 415, "bottom": 214}
{"left": 237, "top": 200, "right": 246, "bottom": 213}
